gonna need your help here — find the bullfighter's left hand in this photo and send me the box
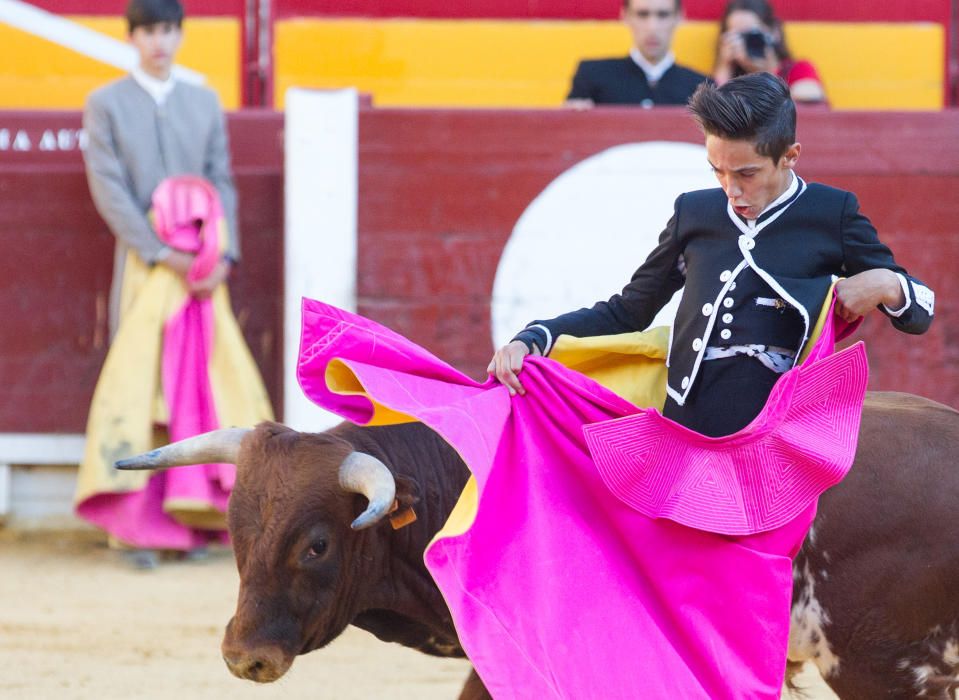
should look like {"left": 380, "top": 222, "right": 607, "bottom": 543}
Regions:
{"left": 834, "top": 268, "right": 905, "bottom": 323}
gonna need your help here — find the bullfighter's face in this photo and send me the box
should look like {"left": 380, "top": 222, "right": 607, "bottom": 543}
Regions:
{"left": 705, "top": 134, "right": 800, "bottom": 221}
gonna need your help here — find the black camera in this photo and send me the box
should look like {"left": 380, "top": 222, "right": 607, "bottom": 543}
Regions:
{"left": 741, "top": 29, "right": 771, "bottom": 59}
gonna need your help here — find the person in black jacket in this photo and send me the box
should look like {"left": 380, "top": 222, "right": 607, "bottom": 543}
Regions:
{"left": 566, "top": 0, "right": 709, "bottom": 107}
{"left": 492, "top": 73, "right": 934, "bottom": 437}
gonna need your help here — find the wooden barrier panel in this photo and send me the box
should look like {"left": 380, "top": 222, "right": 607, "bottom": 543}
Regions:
{"left": 0, "top": 111, "right": 283, "bottom": 433}
{"left": 0, "top": 107, "right": 956, "bottom": 433}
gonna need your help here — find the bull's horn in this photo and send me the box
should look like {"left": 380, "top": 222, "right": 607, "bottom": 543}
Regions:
{"left": 114, "top": 428, "right": 250, "bottom": 471}
{"left": 339, "top": 452, "right": 396, "bottom": 530}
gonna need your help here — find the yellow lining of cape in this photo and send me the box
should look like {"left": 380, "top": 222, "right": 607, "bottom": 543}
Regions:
{"left": 74, "top": 247, "right": 274, "bottom": 511}
{"left": 321, "top": 286, "right": 839, "bottom": 546}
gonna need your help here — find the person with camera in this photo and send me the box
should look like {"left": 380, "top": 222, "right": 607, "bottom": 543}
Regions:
{"left": 713, "top": 0, "right": 826, "bottom": 103}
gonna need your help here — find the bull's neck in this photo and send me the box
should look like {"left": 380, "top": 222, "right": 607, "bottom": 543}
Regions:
{"left": 347, "top": 423, "right": 471, "bottom": 646}
{"left": 365, "top": 461, "right": 467, "bottom": 629}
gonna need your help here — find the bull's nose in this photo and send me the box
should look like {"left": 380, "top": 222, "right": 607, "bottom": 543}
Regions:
{"left": 222, "top": 649, "right": 289, "bottom": 683}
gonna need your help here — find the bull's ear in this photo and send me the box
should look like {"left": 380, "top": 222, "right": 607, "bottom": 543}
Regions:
{"left": 394, "top": 474, "right": 421, "bottom": 510}
{"left": 389, "top": 474, "right": 421, "bottom": 530}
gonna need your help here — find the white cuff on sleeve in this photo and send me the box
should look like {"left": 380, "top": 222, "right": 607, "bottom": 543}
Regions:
{"left": 882, "top": 273, "right": 911, "bottom": 317}
{"left": 528, "top": 324, "right": 554, "bottom": 355}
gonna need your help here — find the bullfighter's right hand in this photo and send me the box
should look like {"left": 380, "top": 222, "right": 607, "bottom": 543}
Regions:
{"left": 488, "top": 340, "right": 539, "bottom": 397}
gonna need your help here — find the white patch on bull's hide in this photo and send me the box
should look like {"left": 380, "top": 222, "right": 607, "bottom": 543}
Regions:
{"left": 788, "top": 562, "right": 840, "bottom": 678}
{"left": 941, "top": 639, "right": 959, "bottom": 666}
{"left": 897, "top": 631, "right": 959, "bottom": 696}
{"left": 425, "top": 635, "right": 462, "bottom": 657}
{"left": 911, "top": 663, "right": 937, "bottom": 691}
{"left": 806, "top": 525, "right": 817, "bottom": 546}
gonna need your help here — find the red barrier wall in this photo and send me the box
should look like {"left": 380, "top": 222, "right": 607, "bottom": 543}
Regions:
{"left": 32, "top": 0, "right": 953, "bottom": 21}
{"left": 0, "top": 111, "right": 283, "bottom": 434}
{"left": 1, "top": 107, "right": 957, "bottom": 433}
{"left": 272, "top": 0, "right": 951, "bottom": 21}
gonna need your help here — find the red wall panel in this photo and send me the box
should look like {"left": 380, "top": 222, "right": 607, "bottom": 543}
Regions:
{"left": 273, "top": 0, "right": 952, "bottom": 21}
{"left": 0, "top": 111, "right": 283, "bottom": 433}
{"left": 31, "top": 0, "right": 953, "bottom": 21}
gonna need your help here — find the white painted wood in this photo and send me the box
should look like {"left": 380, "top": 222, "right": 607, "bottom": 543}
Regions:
{"left": 8, "top": 465, "right": 83, "bottom": 528}
{"left": 0, "top": 433, "right": 85, "bottom": 464}
{"left": 0, "top": 0, "right": 203, "bottom": 83}
{"left": 0, "top": 464, "right": 10, "bottom": 518}
{"left": 283, "top": 88, "right": 359, "bottom": 432}
{"left": 0, "top": 434, "right": 85, "bottom": 527}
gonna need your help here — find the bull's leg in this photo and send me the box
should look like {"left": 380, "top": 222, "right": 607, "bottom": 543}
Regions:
{"left": 457, "top": 668, "right": 492, "bottom": 700}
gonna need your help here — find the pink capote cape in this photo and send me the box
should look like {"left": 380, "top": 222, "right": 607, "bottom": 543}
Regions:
{"left": 154, "top": 176, "right": 236, "bottom": 503}
{"left": 297, "top": 297, "right": 867, "bottom": 699}
{"left": 77, "top": 176, "right": 233, "bottom": 549}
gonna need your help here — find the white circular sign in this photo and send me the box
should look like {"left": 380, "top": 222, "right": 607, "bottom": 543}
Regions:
{"left": 491, "top": 141, "right": 716, "bottom": 347}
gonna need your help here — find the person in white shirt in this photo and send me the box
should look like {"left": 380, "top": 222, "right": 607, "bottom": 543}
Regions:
{"left": 565, "top": 0, "right": 709, "bottom": 107}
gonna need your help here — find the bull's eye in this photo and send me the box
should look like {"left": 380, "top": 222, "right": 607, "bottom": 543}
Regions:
{"left": 307, "top": 539, "right": 328, "bottom": 559}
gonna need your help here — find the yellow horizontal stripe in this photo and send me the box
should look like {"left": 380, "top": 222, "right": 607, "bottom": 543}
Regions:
{"left": 275, "top": 19, "right": 943, "bottom": 110}
{"left": 0, "top": 16, "right": 240, "bottom": 109}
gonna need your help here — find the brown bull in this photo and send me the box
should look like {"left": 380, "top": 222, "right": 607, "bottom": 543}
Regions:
{"left": 119, "top": 391, "right": 959, "bottom": 699}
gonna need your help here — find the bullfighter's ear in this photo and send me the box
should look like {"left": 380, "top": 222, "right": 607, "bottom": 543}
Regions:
{"left": 389, "top": 475, "right": 421, "bottom": 530}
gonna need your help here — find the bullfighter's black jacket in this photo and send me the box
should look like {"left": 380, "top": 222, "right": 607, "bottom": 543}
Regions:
{"left": 514, "top": 178, "right": 934, "bottom": 408}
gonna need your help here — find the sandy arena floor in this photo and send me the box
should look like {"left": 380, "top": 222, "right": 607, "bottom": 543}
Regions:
{"left": 0, "top": 529, "right": 836, "bottom": 699}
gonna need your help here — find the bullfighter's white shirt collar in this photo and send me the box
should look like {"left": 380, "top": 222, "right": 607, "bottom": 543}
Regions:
{"left": 132, "top": 67, "right": 177, "bottom": 106}
{"left": 630, "top": 49, "right": 675, "bottom": 86}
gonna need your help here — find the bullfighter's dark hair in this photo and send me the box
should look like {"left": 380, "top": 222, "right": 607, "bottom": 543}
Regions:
{"left": 126, "top": 0, "right": 184, "bottom": 33}
{"left": 687, "top": 72, "right": 796, "bottom": 163}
